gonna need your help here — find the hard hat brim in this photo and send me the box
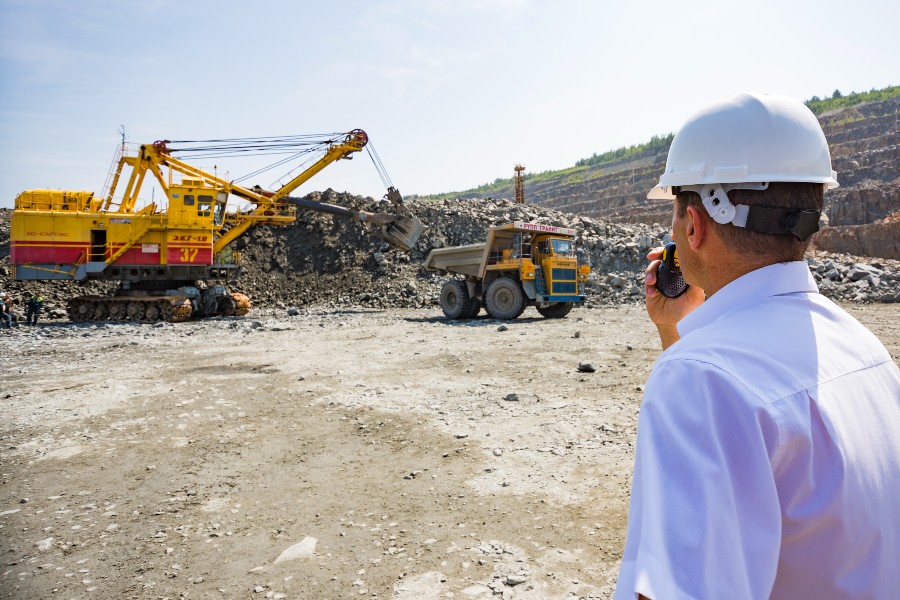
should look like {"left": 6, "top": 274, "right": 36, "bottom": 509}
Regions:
{"left": 647, "top": 185, "right": 675, "bottom": 200}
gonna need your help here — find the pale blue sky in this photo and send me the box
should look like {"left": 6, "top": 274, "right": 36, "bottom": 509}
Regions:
{"left": 1, "top": 0, "right": 897, "bottom": 209}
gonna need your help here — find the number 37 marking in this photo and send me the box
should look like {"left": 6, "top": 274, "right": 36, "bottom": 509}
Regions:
{"left": 180, "top": 248, "right": 199, "bottom": 262}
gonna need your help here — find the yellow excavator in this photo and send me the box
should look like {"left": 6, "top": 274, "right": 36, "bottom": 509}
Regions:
{"left": 9, "top": 129, "right": 425, "bottom": 322}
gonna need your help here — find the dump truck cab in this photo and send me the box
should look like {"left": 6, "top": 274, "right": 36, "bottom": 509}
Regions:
{"left": 528, "top": 234, "right": 583, "bottom": 301}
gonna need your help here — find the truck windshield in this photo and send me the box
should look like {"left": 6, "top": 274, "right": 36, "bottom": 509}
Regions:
{"left": 551, "top": 239, "right": 574, "bottom": 256}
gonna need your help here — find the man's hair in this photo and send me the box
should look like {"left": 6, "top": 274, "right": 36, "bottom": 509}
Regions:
{"left": 675, "top": 182, "right": 824, "bottom": 262}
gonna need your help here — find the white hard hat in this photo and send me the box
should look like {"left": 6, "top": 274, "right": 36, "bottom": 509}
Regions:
{"left": 648, "top": 92, "right": 838, "bottom": 200}
{"left": 648, "top": 92, "right": 837, "bottom": 241}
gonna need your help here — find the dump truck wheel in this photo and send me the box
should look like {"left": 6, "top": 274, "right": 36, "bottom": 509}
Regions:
{"left": 537, "top": 302, "right": 573, "bottom": 318}
{"left": 485, "top": 277, "right": 525, "bottom": 320}
{"left": 466, "top": 297, "right": 482, "bottom": 318}
{"left": 439, "top": 280, "right": 472, "bottom": 319}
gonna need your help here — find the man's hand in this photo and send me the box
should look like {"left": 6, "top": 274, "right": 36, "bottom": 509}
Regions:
{"left": 644, "top": 246, "right": 705, "bottom": 350}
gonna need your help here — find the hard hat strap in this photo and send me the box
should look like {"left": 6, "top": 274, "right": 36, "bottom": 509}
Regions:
{"left": 742, "top": 206, "right": 820, "bottom": 242}
{"left": 685, "top": 184, "right": 820, "bottom": 242}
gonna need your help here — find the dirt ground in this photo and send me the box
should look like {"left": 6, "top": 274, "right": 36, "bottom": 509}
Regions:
{"left": 2, "top": 302, "right": 899, "bottom": 600}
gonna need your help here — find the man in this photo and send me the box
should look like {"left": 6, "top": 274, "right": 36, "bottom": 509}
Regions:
{"left": 0, "top": 293, "right": 12, "bottom": 328}
{"left": 25, "top": 291, "right": 44, "bottom": 326}
{"left": 615, "top": 92, "right": 900, "bottom": 599}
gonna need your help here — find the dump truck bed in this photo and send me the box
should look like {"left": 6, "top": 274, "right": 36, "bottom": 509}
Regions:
{"left": 424, "top": 243, "right": 487, "bottom": 277}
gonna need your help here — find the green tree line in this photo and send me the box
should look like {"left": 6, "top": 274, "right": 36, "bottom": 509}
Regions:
{"left": 574, "top": 133, "right": 674, "bottom": 168}
{"left": 805, "top": 85, "right": 900, "bottom": 114}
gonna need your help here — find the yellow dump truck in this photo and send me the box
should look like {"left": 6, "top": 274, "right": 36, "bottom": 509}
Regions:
{"left": 424, "top": 222, "right": 590, "bottom": 319}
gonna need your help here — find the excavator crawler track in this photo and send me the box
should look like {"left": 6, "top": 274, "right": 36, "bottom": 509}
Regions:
{"left": 67, "top": 295, "right": 193, "bottom": 323}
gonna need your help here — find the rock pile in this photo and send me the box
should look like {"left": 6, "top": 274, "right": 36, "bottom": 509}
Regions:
{"left": 1, "top": 194, "right": 898, "bottom": 320}
{"left": 807, "top": 255, "right": 900, "bottom": 303}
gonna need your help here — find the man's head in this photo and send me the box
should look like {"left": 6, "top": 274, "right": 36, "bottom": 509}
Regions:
{"left": 675, "top": 182, "right": 824, "bottom": 262}
{"left": 651, "top": 92, "right": 836, "bottom": 267}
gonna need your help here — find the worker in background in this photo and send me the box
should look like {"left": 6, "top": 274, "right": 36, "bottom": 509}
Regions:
{"left": 25, "top": 291, "right": 44, "bottom": 326}
{"left": 615, "top": 92, "right": 900, "bottom": 599}
{"left": 0, "top": 292, "right": 13, "bottom": 328}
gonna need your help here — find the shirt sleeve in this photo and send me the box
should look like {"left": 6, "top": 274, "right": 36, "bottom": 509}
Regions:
{"left": 615, "top": 358, "right": 783, "bottom": 600}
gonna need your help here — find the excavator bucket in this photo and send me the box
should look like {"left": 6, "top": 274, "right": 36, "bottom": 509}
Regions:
{"left": 378, "top": 214, "right": 426, "bottom": 252}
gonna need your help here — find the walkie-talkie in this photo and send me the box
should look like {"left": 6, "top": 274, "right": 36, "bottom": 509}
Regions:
{"left": 655, "top": 241, "right": 688, "bottom": 298}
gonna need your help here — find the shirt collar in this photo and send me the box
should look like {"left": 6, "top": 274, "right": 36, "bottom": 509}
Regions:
{"left": 676, "top": 261, "right": 818, "bottom": 338}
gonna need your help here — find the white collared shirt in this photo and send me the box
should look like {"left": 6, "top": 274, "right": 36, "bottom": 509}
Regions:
{"left": 615, "top": 261, "right": 900, "bottom": 599}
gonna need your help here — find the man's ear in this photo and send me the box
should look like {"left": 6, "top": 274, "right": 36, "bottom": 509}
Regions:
{"left": 685, "top": 204, "right": 708, "bottom": 251}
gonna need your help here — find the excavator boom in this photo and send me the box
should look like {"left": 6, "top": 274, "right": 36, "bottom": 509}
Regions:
{"left": 98, "top": 130, "right": 422, "bottom": 253}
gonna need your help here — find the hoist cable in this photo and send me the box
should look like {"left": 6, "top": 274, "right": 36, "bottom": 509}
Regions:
{"left": 366, "top": 143, "right": 393, "bottom": 189}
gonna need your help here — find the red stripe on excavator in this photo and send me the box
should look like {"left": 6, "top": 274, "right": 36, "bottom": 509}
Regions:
{"left": 10, "top": 242, "right": 89, "bottom": 264}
